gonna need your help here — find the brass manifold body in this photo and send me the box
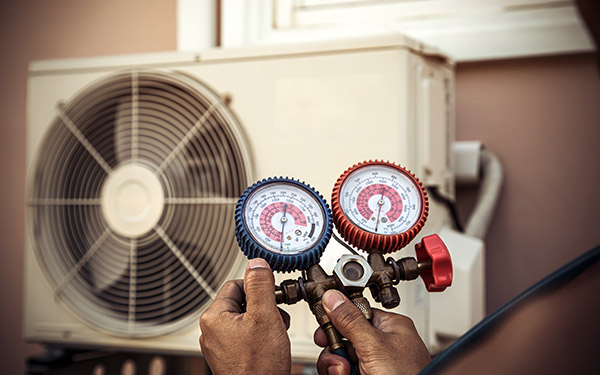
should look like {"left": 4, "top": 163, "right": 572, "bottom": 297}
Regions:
{"left": 275, "top": 252, "right": 433, "bottom": 351}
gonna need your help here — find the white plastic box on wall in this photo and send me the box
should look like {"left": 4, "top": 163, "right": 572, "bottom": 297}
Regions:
{"left": 24, "top": 34, "right": 479, "bottom": 360}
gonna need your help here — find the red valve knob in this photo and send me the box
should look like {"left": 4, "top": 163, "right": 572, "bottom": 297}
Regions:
{"left": 415, "top": 234, "right": 453, "bottom": 292}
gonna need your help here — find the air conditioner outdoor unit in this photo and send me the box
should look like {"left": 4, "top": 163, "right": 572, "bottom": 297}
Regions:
{"left": 24, "top": 34, "right": 482, "bottom": 360}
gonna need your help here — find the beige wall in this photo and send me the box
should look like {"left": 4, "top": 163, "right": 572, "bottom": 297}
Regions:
{"left": 0, "top": 1, "right": 176, "bottom": 374}
{"left": 0, "top": 1, "right": 599, "bottom": 374}
{"left": 455, "top": 54, "right": 600, "bottom": 313}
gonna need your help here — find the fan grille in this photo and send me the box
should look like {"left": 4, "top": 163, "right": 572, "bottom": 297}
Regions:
{"left": 27, "top": 71, "right": 251, "bottom": 337}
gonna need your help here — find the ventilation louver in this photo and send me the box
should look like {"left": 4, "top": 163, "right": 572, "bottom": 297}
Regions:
{"left": 27, "top": 70, "right": 251, "bottom": 337}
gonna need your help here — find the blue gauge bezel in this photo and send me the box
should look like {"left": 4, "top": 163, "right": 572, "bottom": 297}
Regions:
{"left": 235, "top": 177, "right": 333, "bottom": 272}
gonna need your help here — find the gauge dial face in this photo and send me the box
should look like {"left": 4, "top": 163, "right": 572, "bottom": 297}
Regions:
{"left": 339, "top": 165, "right": 423, "bottom": 235}
{"left": 243, "top": 182, "right": 327, "bottom": 255}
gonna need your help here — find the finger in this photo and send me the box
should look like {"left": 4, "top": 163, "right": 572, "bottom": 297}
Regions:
{"left": 314, "top": 329, "right": 359, "bottom": 365}
{"left": 243, "top": 258, "right": 279, "bottom": 318}
{"left": 316, "top": 347, "right": 353, "bottom": 375}
{"left": 278, "top": 307, "right": 291, "bottom": 330}
{"left": 321, "top": 289, "right": 379, "bottom": 345}
{"left": 199, "top": 280, "right": 245, "bottom": 333}
{"left": 206, "top": 279, "right": 245, "bottom": 314}
{"left": 314, "top": 327, "right": 328, "bottom": 347}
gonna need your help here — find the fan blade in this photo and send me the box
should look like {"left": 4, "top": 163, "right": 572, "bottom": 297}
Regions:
{"left": 87, "top": 237, "right": 130, "bottom": 293}
{"left": 113, "top": 99, "right": 133, "bottom": 164}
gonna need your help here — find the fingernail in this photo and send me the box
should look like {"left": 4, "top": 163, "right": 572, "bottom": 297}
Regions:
{"left": 248, "top": 258, "right": 269, "bottom": 270}
{"left": 327, "top": 364, "right": 343, "bottom": 375}
{"left": 322, "top": 290, "right": 345, "bottom": 311}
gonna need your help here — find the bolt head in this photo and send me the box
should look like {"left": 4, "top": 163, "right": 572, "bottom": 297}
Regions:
{"left": 333, "top": 254, "right": 373, "bottom": 290}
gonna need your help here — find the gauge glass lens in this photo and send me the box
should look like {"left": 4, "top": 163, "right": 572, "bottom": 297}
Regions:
{"left": 339, "top": 165, "right": 422, "bottom": 235}
{"left": 243, "top": 182, "right": 326, "bottom": 255}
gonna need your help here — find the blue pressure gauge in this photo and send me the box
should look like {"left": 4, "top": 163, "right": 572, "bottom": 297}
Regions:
{"left": 235, "top": 177, "right": 333, "bottom": 272}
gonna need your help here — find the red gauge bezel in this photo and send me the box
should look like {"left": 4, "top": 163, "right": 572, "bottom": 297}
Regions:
{"left": 331, "top": 160, "right": 429, "bottom": 254}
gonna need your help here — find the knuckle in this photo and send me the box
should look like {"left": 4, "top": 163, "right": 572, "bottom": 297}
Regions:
{"left": 199, "top": 311, "right": 211, "bottom": 329}
{"left": 222, "top": 279, "right": 237, "bottom": 289}
{"left": 199, "top": 309, "right": 217, "bottom": 330}
{"left": 221, "top": 280, "right": 240, "bottom": 295}
{"left": 393, "top": 313, "right": 417, "bottom": 330}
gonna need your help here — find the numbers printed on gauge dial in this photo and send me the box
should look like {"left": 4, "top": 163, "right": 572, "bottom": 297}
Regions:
{"left": 244, "top": 182, "right": 326, "bottom": 255}
{"left": 340, "top": 165, "right": 422, "bottom": 235}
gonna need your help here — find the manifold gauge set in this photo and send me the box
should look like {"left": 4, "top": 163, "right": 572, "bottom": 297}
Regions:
{"left": 235, "top": 160, "right": 453, "bottom": 358}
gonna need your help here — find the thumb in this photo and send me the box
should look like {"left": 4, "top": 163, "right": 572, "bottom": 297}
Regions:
{"left": 317, "top": 348, "right": 353, "bottom": 375}
{"left": 322, "top": 290, "right": 378, "bottom": 345}
{"left": 243, "top": 258, "right": 279, "bottom": 318}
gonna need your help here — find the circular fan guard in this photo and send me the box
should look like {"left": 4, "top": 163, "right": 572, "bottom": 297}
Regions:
{"left": 27, "top": 70, "right": 252, "bottom": 337}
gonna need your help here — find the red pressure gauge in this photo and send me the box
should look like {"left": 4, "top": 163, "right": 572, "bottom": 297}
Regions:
{"left": 331, "top": 160, "right": 429, "bottom": 253}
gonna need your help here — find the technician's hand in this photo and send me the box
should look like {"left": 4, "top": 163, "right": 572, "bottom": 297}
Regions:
{"left": 199, "top": 258, "right": 291, "bottom": 375}
{"left": 314, "top": 290, "right": 431, "bottom": 375}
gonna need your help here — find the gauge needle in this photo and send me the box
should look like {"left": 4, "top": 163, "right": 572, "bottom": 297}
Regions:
{"left": 375, "top": 187, "right": 385, "bottom": 232}
{"left": 280, "top": 204, "right": 288, "bottom": 250}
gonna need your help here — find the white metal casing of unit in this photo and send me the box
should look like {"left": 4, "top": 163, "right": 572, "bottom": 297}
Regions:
{"left": 431, "top": 227, "right": 485, "bottom": 339}
{"left": 24, "top": 35, "right": 459, "bottom": 360}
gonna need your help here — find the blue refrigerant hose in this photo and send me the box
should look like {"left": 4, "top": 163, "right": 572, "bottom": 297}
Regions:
{"left": 420, "top": 244, "right": 600, "bottom": 374}
{"left": 331, "top": 347, "right": 360, "bottom": 375}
